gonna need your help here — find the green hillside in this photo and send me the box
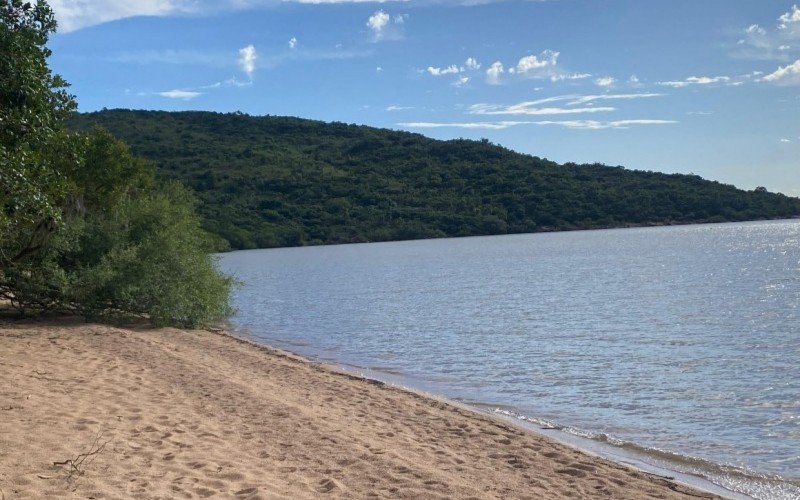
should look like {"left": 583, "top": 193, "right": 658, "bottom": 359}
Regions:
{"left": 70, "top": 109, "right": 800, "bottom": 250}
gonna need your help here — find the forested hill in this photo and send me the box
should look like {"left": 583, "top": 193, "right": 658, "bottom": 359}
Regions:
{"left": 70, "top": 109, "right": 800, "bottom": 250}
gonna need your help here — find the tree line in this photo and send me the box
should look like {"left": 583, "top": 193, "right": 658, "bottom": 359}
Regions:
{"left": 70, "top": 110, "right": 800, "bottom": 250}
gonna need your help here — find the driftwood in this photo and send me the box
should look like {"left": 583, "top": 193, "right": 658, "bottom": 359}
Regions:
{"left": 53, "top": 430, "right": 111, "bottom": 480}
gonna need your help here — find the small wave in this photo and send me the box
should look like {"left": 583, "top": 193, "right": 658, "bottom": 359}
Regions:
{"left": 490, "top": 407, "right": 800, "bottom": 500}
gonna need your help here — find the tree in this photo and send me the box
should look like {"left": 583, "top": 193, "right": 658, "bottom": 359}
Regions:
{"left": 1, "top": 0, "right": 234, "bottom": 327}
{"left": 0, "top": 0, "right": 76, "bottom": 267}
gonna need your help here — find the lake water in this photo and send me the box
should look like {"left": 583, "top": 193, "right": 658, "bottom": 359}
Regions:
{"left": 218, "top": 220, "right": 800, "bottom": 499}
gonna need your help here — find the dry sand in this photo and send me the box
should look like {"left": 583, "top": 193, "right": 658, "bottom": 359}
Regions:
{"left": 0, "top": 320, "right": 721, "bottom": 499}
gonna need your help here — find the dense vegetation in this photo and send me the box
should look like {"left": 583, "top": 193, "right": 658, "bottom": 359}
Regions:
{"left": 0, "top": 0, "right": 232, "bottom": 326}
{"left": 71, "top": 110, "right": 800, "bottom": 250}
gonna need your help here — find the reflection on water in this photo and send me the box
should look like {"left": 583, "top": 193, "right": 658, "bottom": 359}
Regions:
{"left": 220, "top": 220, "right": 800, "bottom": 499}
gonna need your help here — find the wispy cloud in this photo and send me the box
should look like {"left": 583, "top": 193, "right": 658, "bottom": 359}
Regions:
{"left": 399, "top": 119, "right": 677, "bottom": 130}
{"left": 257, "top": 46, "right": 373, "bottom": 69}
{"left": 107, "top": 49, "right": 230, "bottom": 67}
{"left": 550, "top": 73, "right": 592, "bottom": 82}
{"left": 452, "top": 76, "right": 470, "bottom": 87}
{"left": 470, "top": 103, "right": 615, "bottom": 116}
{"left": 293, "top": 0, "right": 409, "bottom": 3}
{"left": 734, "top": 5, "right": 800, "bottom": 60}
{"left": 657, "top": 76, "right": 731, "bottom": 88}
{"left": 385, "top": 105, "right": 414, "bottom": 111}
{"left": 469, "top": 93, "right": 662, "bottom": 116}
{"left": 399, "top": 121, "right": 533, "bottom": 130}
{"left": 156, "top": 89, "right": 203, "bottom": 99}
{"left": 50, "top": 0, "right": 191, "bottom": 33}
{"left": 50, "top": 0, "right": 414, "bottom": 32}
{"left": 565, "top": 93, "right": 663, "bottom": 104}
{"left": 534, "top": 119, "right": 677, "bottom": 130}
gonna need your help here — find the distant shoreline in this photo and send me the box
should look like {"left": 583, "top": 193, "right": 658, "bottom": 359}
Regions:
{"left": 216, "top": 216, "right": 800, "bottom": 252}
{"left": 1, "top": 320, "right": 723, "bottom": 499}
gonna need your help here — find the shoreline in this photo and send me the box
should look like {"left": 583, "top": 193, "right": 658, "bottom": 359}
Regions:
{"left": 2, "top": 320, "right": 725, "bottom": 499}
{"left": 216, "top": 217, "right": 800, "bottom": 252}
{"left": 225, "top": 329, "right": 747, "bottom": 500}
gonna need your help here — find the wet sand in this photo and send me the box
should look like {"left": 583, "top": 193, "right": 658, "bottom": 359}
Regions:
{"left": 0, "top": 320, "right": 720, "bottom": 499}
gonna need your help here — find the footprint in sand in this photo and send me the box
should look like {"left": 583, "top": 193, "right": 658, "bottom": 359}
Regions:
{"left": 556, "top": 467, "right": 587, "bottom": 478}
{"left": 315, "top": 478, "right": 342, "bottom": 493}
{"left": 235, "top": 486, "right": 259, "bottom": 496}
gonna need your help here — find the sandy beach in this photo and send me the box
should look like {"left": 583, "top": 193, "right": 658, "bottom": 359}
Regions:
{"left": 0, "top": 319, "right": 720, "bottom": 499}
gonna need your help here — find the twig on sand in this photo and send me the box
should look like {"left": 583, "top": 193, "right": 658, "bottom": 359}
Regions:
{"left": 53, "top": 430, "right": 111, "bottom": 480}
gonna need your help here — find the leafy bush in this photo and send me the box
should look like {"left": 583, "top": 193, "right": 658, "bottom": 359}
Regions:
{"left": 64, "top": 182, "right": 235, "bottom": 327}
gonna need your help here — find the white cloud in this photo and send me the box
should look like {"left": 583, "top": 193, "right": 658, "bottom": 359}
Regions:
{"left": 780, "top": 138, "right": 792, "bottom": 143}
{"left": 762, "top": 59, "right": 800, "bottom": 85}
{"left": 108, "top": 49, "right": 228, "bottom": 66}
{"left": 367, "top": 10, "right": 390, "bottom": 33}
{"left": 566, "top": 93, "right": 663, "bottom": 105}
{"left": 658, "top": 76, "right": 730, "bottom": 88}
{"left": 512, "top": 49, "right": 559, "bottom": 78}
{"left": 469, "top": 93, "right": 662, "bottom": 116}
{"left": 534, "top": 119, "right": 677, "bottom": 130}
{"left": 366, "top": 10, "right": 406, "bottom": 41}
{"left": 385, "top": 105, "right": 413, "bottom": 111}
{"left": 595, "top": 76, "right": 616, "bottom": 87}
{"left": 398, "top": 119, "right": 676, "bottom": 130}
{"left": 486, "top": 49, "right": 593, "bottom": 83}
{"left": 779, "top": 5, "right": 800, "bottom": 30}
{"left": 746, "top": 24, "right": 767, "bottom": 36}
{"left": 735, "top": 6, "right": 800, "bottom": 60}
{"left": 486, "top": 61, "right": 504, "bottom": 85}
{"left": 399, "top": 121, "right": 532, "bottom": 130}
{"left": 255, "top": 47, "right": 373, "bottom": 70}
{"left": 50, "top": 0, "right": 191, "bottom": 32}
{"left": 238, "top": 45, "right": 257, "bottom": 77}
{"left": 426, "top": 57, "right": 482, "bottom": 80}
{"left": 470, "top": 102, "right": 615, "bottom": 116}
{"left": 157, "top": 89, "right": 202, "bottom": 99}
{"left": 294, "top": 0, "right": 409, "bottom": 3}
{"left": 376, "top": 66, "right": 383, "bottom": 72}
{"left": 289, "top": 37, "right": 298, "bottom": 49}
{"left": 550, "top": 73, "right": 592, "bottom": 82}
{"left": 427, "top": 65, "right": 462, "bottom": 76}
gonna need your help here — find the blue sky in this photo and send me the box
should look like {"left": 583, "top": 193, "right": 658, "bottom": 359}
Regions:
{"left": 48, "top": 0, "right": 800, "bottom": 196}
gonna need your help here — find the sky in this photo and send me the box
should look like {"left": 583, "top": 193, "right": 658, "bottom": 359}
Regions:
{"left": 47, "top": 0, "right": 800, "bottom": 196}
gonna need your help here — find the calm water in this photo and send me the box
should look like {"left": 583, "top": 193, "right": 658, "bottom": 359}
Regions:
{"left": 219, "top": 220, "right": 800, "bottom": 499}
